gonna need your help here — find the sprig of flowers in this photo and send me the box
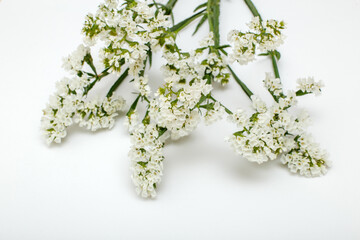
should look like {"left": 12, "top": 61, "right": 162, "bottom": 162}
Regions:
{"left": 227, "top": 16, "right": 285, "bottom": 65}
{"left": 227, "top": 73, "right": 330, "bottom": 176}
{"left": 41, "top": 0, "right": 330, "bottom": 198}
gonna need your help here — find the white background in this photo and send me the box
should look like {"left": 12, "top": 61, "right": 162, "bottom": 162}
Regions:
{"left": 1, "top": 0, "right": 360, "bottom": 239}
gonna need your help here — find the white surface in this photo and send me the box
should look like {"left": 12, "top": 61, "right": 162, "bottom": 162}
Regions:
{"left": 1, "top": 0, "right": 360, "bottom": 239}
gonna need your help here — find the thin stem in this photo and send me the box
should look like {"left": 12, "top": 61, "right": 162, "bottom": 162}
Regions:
{"left": 83, "top": 67, "right": 111, "bottom": 96}
{"left": 209, "top": 96, "right": 233, "bottom": 114}
{"left": 207, "top": 0, "right": 220, "bottom": 47}
{"left": 83, "top": 78, "right": 98, "bottom": 95}
{"left": 165, "top": 0, "right": 178, "bottom": 14}
{"left": 243, "top": 0, "right": 262, "bottom": 21}
{"left": 271, "top": 52, "right": 280, "bottom": 79}
{"left": 106, "top": 68, "right": 129, "bottom": 98}
{"left": 227, "top": 65, "right": 253, "bottom": 99}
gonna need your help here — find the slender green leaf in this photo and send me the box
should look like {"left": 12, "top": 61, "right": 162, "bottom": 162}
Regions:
{"left": 227, "top": 65, "right": 253, "bottom": 98}
{"left": 126, "top": 95, "right": 141, "bottom": 117}
{"left": 233, "top": 131, "right": 244, "bottom": 137}
{"left": 157, "top": 127, "right": 167, "bottom": 138}
{"left": 137, "top": 161, "right": 148, "bottom": 168}
{"left": 106, "top": 68, "right": 129, "bottom": 98}
{"left": 170, "top": 9, "right": 206, "bottom": 34}
{"left": 83, "top": 79, "right": 98, "bottom": 95}
{"left": 274, "top": 50, "right": 281, "bottom": 60}
{"left": 258, "top": 52, "right": 270, "bottom": 56}
{"left": 192, "top": 14, "right": 207, "bottom": 35}
{"left": 193, "top": 2, "right": 207, "bottom": 12}
{"left": 295, "top": 90, "right": 310, "bottom": 96}
{"left": 217, "top": 44, "right": 231, "bottom": 50}
{"left": 147, "top": 46, "right": 153, "bottom": 67}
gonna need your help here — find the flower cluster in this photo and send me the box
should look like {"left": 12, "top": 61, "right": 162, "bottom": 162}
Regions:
{"left": 41, "top": 44, "right": 126, "bottom": 144}
{"left": 134, "top": 75, "right": 151, "bottom": 97}
{"left": 227, "top": 73, "right": 330, "bottom": 176}
{"left": 62, "top": 44, "right": 90, "bottom": 74}
{"left": 227, "top": 96, "right": 298, "bottom": 164}
{"left": 82, "top": 0, "right": 170, "bottom": 75}
{"left": 128, "top": 120, "right": 167, "bottom": 198}
{"left": 75, "top": 96, "right": 126, "bottom": 131}
{"left": 296, "top": 77, "right": 324, "bottom": 96}
{"left": 281, "top": 135, "right": 330, "bottom": 177}
{"left": 149, "top": 34, "right": 228, "bottom": 140}
{"left": 41, "top": 90, "right": 125, "bottom": 144}
{"left": 227, "top": 16, "right": 286, "bottom": 64}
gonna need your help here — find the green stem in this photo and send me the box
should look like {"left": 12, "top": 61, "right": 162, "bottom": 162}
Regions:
{"left": 209, "top": 96, "right": 233, "bottom": 114}
{"left": 83, "top": 67, "right": 111, "bottom": 96}
{"left": 207, "top": 0, "right": 220, "bottom": 48}
{"left": 227, "top": 65, "right": 253, "bottom": 99}
{"left": 270, "top": 52, "right": 280, "bottom": 79}
{"left": 83, "top": 79, "right": 98, "bottom": 95}
{"left": 106, "top": 68, "right": 129, "bottom": 98}
{"left": 165, "top": 0, "right": 178, "bottom": 14}
{"left": 243, "top": 0, "right": 262, "bottom": 21}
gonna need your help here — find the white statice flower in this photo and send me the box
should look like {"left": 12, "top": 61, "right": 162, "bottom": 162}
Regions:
{"left": 55, "top": 75, "right": 90, "bottom": 95}
{"left": 227, "top": 109, "right": 249, "bottom": 129}
{"left": 129, "top": 123, "right": 167, "bottom": 198}
{"left": 149, "top": 95, "right": 201, "bottom": 140}
{"left": 251, "top": 95, "right": 267, "bottom": 113}
{"left": 227, "top": 17, "right": 285, "bottom": 64}
{"left": 296, "top": 77, "right": 324, "bottom": 95}
{"left": 41, "top": 73, "right": 89, "bottom": 144}
{"left": 134, "top": 75, "right": 151, "bottom": 96}
{"left": 62, "top": 44, "right": 90, "bottom": 74}
{"left": 281, "top": 134, "right": 331, "bottom": 177}
{"left": 258, "top": 19, "right": 286, "bottom": 51}
{"left": 278, "top": 90, "right": 297, "bottom": 109}
{"left": 178, "top": 79, "right": 213, "bottom": 108}
{"left": 199, "top": 32, "right": 215, "bottom": 48}
{"left": 263, "top": 72, "right": 282, "bottom": 97}
{"left": 228, "top": 75, "right": 329, "bottom": 176}
{"left": 227, "top": 91, "right": 308, "bottom": 164}
{"left": 124, "top": 110, "right": 140, "bottom": 133}
{"left": 82, "top": 0, "right": 170, "bottom": 75}
{"left": 41, "top": 93, "right": 84, "bottom": 144}
{"left": 76, "top": 95, "right": 126, "bottom": 131}
{"left": 148, "top": 36, "right": 231, "bottom": 140}
{"left": 163, "top": 70, "right": 181, "bottom": 88}
{"left": 104, "top": 0, "right": 119, "bottom": 10}
{"left": 227, "top": 105, "right": 295, "bottom": 164}
{"left": 296, "top": 110, "right": 311, "bottom": 129}
{"left": 204, "top": 102, "right": 225, "bottom": 125}
{"left": 247, "top": 16, "right": 262, "bottom": 31}
{"left": 171, "top": 110, "right": 201, "bottom": 140}
{"left": 204, "top": 52, "right": 230, "bottom": 85}
{"left": 41, "top": 69, "right": 126, "bottom": 144}
{"left": 227, "top": 92, "right": 301, "bottom": 164}
{"left": 227, "top": 31, "right": 256, "bottom": 65}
